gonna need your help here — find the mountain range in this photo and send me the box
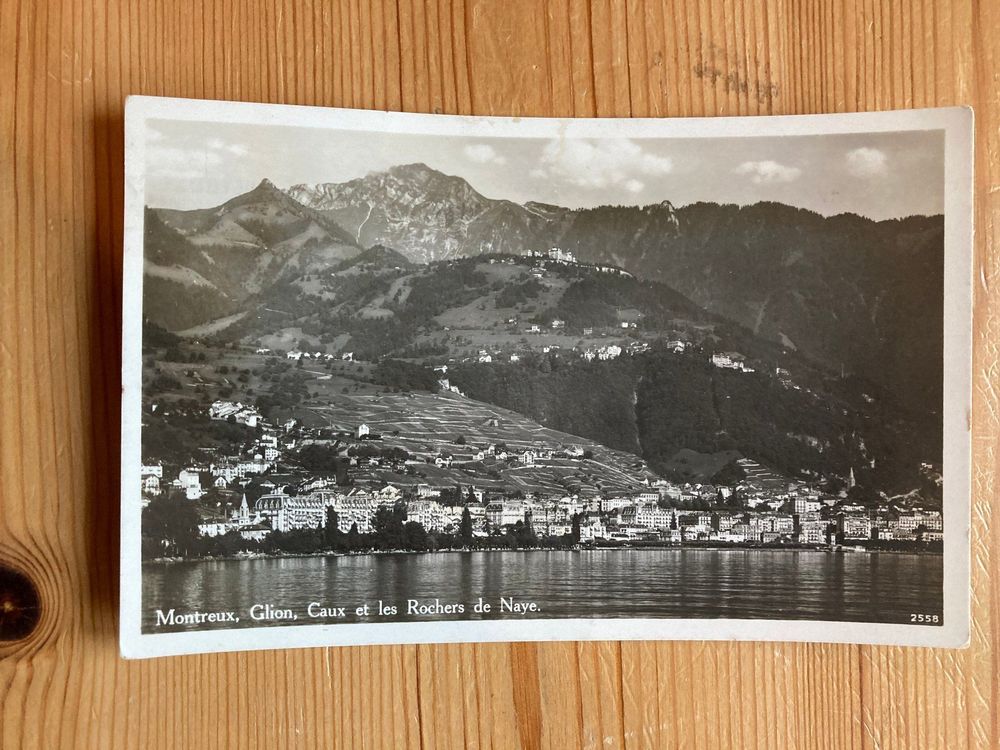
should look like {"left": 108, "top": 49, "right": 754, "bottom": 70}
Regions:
{"left": 144, "top": 179, "right": 361, "bottom": 331}
{"left": 145, "top": 163, "right": 943, "bottom": 413}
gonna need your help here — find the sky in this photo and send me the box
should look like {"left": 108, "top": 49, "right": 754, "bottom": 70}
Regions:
{"left": 145, "top": 119, "right": 945, "bottom": 221}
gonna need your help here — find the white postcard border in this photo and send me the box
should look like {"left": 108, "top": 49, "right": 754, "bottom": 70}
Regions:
{"left": 120, "top": 97, "right": 973, "bottom": 658}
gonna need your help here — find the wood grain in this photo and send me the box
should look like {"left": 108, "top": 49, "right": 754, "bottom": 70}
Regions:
{"left": 0, "top": 0, "right": 996, "bottom": 747}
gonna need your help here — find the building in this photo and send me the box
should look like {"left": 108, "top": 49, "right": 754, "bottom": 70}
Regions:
{"left": 375, "top": 485, "right": 403, "bottom": 503}
{"left": 177, "top": 468, "right": 203, "bottom": 500}
{"left": 578, "top": 517, "right": 609, "bottom": 541}
{"left": 251, "top": 493, "right": 326, "bottom": 532}
{"left": 406, "top": 500, "right": 449, "bottom": 531}
{"left": 895, "top": 511, "right": 943, "bottom": 534}
{"left": 318, "top": 490, "right": 380, "bottom": 533}
{"left": 544, "top": 247, "right": 576, "bottom": 263}
{"left": 208, "top": 400, "right": 261, "bottom": 427}
{"left": 710, "top": 352, "right": 755, "bottom": 373}
{"left": 485, "top": 500, "right": 527, "bottom": 528}
{"left": 209, "top": 400, "right": 242, "bottom": 420}
{"left": 799, "top": 521, "right": 829, "bottom": 544}
{"left": 790, "top": 497, "right": 822, "bottom": 514}
{"left": 620, "top": 504, "right": 673, "bottom": 530}
{"left": 837, "top": 513, "right": 872, "bottom": 540}
{"left": 715, "top": 529, "right": 748, "bottom": 543}
{"left": 600, "top": 495, "right": 633, "bottom": 513}
{"left": 715, "top": 513, "right": 740, "bottom": 531}
{"left": 141, "top": 474, "right": 162, "bottom": 495}
{"left": 140, "top": 464, "right": 163, "bottom": 495}
{"left": 239, "top": 524, "right": 271, "bottom": 542}
{"left": 597, "top": 345, "right": 622, "bottom": 361}
{"left": 357, "top": 423, "right": 370, "bottom": 439}
{"left": 236, "top": 458, "right": 270, "bottom": 476}
{"left": 197, "top": 521, "right": 232, "bottom": 538}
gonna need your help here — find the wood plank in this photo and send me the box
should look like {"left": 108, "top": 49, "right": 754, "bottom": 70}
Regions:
{"left": 0, "top": 0, "right": 996, "bottom": 747}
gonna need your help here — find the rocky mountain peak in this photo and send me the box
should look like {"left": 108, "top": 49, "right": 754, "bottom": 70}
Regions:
{"left": 221, "top": 177, "right": 293, "bottom": 210}
{"left": 386, "top": 162, "right": 439, "bottom": 179}
{"left": 289, "top": 163, "right": 482, "bottom": 211}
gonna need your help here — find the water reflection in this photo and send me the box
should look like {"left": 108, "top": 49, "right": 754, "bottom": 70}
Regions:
{"left": 142, "top": 549, "right": 943, "bottom": 633}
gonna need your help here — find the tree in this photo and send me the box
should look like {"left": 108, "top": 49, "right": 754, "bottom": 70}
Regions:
{"left": 454, "top": 434, "right": 467, "bottom": 445}
{"left": 439, "top": 486, "right": 462, "bottom": 505}
{"left": 211, "top": 529, "right": 245, "bottom": 556}
{"left": 571, "top": 513, "right": 582, "bottom": 543}
{"left": 324, "top": 507, "right": 341, "bottom": 548}
{"left": 508, "top": 520, "right": 537, "bottom": 550}
{"left": 459, "top": 507, "right": 474, "bottom": 547}
{"left": 346, "top": 522, "right": 361, "bottom": 551}
{"left": 712, "top": 459, "right": 747, "bottom": 486}
{"left": 142, "top": 494, "right": 201, "bottom": 557}
{"left": 297, "top": 444, "right": 346, "bottom": 474}
{"left": 373, "top": 500, "right": 408, "bottom": 550}
{"left": 403, "top": 521, "right": 429, "bottom": 551}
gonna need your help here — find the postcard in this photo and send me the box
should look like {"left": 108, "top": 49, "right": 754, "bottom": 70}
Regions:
{"left": 120, "top": 96, "right": 972, "bottom": 657}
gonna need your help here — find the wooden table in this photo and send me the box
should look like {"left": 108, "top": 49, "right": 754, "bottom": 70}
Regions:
{"left": 1, "top": 1, "right": 996, "bottom": 748}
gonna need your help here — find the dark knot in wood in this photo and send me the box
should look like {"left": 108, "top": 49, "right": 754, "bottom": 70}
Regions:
{"left": 0, "top": 563, "right": 41, "bottom": 641}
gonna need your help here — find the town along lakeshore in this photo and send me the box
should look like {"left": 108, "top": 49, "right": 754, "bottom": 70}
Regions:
{"left": 139, "top": 347, "right": 943, "bottom": 567}
{"left": 142, "top": 547, "right": 943, "bottom": 633}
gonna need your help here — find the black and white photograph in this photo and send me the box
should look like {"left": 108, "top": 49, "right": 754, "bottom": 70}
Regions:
{"left": 120, "top": 98, "right": 972, "bottom": 657}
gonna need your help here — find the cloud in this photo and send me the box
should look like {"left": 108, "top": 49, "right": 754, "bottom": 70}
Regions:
{"left": 148, "top": 134, "right": 250, "bottom": 179}
{"left": 846, "top": 147, "right": 888, "bottom": 177}
{"left": 733, "top": 160, "right": 802, "bottom": 184}
{"left": 207, "top": 137, "right": 249, "bottom": 157}
{"left": 147, "top": 145, "right": 224, "bottom": 180}
{"left": 532, "top": 138, "right": 673, "bottom": 192}
{"left": 463, "top": 143, "right": 507, "bottom": 165}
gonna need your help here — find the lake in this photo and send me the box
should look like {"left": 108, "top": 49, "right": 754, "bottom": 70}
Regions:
{"left": 142, "top": 548, "right": 943, "bottom": 632}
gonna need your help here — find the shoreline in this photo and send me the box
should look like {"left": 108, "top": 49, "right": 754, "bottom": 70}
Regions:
{"left": 144, "top": 542, "right": 944, "bottom": 565}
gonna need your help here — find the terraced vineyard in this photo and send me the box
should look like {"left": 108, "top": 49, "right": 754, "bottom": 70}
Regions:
{"left": 294, "top": 389, "right": 658, "bottom": 496}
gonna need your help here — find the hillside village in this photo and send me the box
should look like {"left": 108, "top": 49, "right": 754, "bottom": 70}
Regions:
{"left": 140, "top": 381, "right": 943, "bottom": 559}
